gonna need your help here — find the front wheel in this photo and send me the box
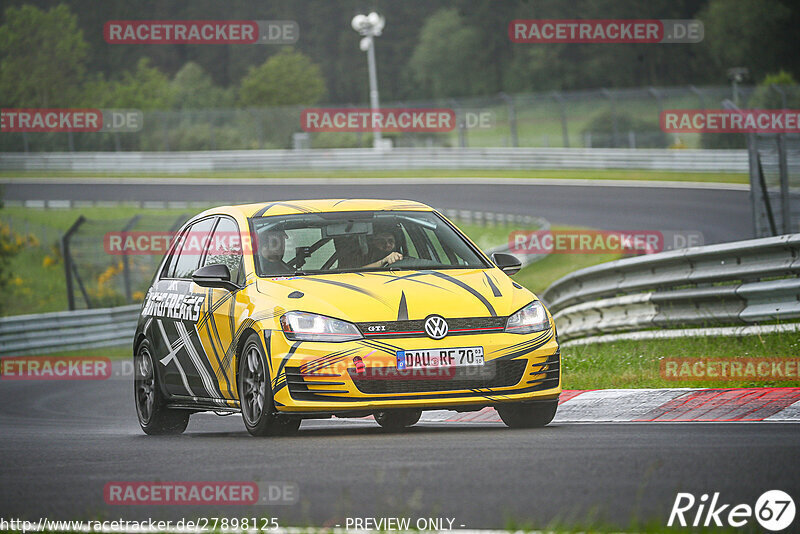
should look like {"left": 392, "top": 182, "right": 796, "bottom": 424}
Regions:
{"left": 374, "top": 409, "right": 422, "bottom": 431}
{"left": 239, "top": 333, "right": 300, "bottom": 436}
{"left": 134, "top": 340, "right": 189, "bottom": 435}
{"left": 497, "top": 401, "right": 557, "bottom": 428}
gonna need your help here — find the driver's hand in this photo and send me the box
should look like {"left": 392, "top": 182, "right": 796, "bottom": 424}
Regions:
{"left": 381, "top": 252, "right": 403, "bottom": 266}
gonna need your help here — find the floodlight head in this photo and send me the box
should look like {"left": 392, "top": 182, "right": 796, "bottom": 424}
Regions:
{"left": 351, "top": 14, "right": 368, "bottom": 32}
{"left": 359, "top": 36, "right": 371, "bottom": 52}
{"left": 727, "top": 67, "right": 749, "bottom": 83}
{"left": 367, "top": 12, "right": 385, "bottom": 35}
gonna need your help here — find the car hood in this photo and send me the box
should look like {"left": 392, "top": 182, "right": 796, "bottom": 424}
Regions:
{"left": 256, "top": 269, "right": 535, "bottom": 321}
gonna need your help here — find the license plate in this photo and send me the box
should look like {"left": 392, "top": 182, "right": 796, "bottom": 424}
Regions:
{"left": 396, "top": 347, "right": 484, "bottom": 370}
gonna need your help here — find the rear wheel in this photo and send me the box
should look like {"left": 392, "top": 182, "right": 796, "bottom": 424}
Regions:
{"left": 374, "top": 409, "right": 422, "bottom": 431}
{"left": 497, "top": 401, "right": 557, "bottom": 428}
{"left": 134, "top": 340, "right": 189, "bottom": 435}
{"left": 239, "top": 333, "right": 300, "bottom": 436}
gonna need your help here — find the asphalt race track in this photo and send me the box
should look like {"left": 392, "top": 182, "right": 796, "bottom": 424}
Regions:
{"left": 1, "top": 178, "right": 751, "bottom": 244}
{"left": 1, "top": 376, "right": 799, "bottom": 529}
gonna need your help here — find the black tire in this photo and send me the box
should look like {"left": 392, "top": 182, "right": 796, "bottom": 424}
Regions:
{"left": 497, "top": 401, "right": 558, "bottom": 428}
{"left": 134, "top": 339, "right": 189, "bottom": 435}
{"left": 374, "top": 409, "right": 422, "bottom": 431}
{"left": 238, "top": 333, "right": 301, "bottom": 437}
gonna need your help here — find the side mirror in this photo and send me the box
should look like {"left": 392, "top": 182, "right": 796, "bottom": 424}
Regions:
{"left": 192, "top": 264, "right": 240, "bottom": 292}
{"left": 492, "top": 252, "right": 522, "bottom": 275}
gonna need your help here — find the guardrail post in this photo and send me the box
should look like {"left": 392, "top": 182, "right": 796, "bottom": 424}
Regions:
{"left": 121, "top": 214, "right": 142, "bottom": 303}
{"left": 62, "top": 215, "right": 86, "bottom": 311}
{"left": 689, "top": 85, "right": 706, "bottom": 109}
{"left": 254, "top": 109, "right": 264, "bottom": 149}
{"left": 160, "top": 112, "right": 170, "bottom": 151}
{"left": 778, "top": 133, "right": 791, "bottom": 234}
{"left": 499, "top": 92, "right": 518, "bottom": 147}
{"left": 771, "top": 84, "right": 788, "bottom": 110}
{"left": 756, "top": 151, "right": 778, "bottom": 236}
{"left": 601, "top": 88, "right": 619, "bottom": 147}
{"left": 551, "top": 91, "right": 569, "bottom": 148}
{"left": 450, "top": 99, "right": 467, "bottom": 148}
{"left": 209, "top": 110, "right": 217, "bottom": 150}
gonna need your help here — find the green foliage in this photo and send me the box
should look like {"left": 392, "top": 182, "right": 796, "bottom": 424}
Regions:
{"left": 0, "top": 200, "right": 42, "bottom": 315}
{"left": 0, "top": 3, "right": 88, "bottom": 106}
{"left": 171, "top": 62, "right": 233, "bottom": 109}
{"left": 581, "top": 109, "right": 668, "bottom": 148}
{"left": 408, "top": 8, "right": 491, "bottom": 98}
{"left": 701, "top": 71, "right": 799, "bottom": 149}
{"left": 238, "top": 49, "right": 326, "bottom": 107}
{"left": 86, "top": 58, "right": 174, "bottom": 110}
{"left": 748, "top": 71, "right": 800, "bottom": 109}
{"left": 700, "top": 0, "right": 793, "bottom": 82}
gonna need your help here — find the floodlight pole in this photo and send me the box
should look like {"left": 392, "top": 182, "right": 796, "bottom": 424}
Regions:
{"left": 352, "top": 12, "right": 385, "bottom": 149}
{"left": 364, "top": 36, "right": 383, "bottom": 149}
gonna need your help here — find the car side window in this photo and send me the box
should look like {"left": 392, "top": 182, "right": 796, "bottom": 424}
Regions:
{"left": 202, "top": 217, "right": 243, "bottom": 284}
{"left": 167, "top": 218, "right": 216, "bottom": 279}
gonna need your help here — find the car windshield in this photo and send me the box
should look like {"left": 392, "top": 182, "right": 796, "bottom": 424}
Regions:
{"left": 249, "top": 210, "right": 489, "bottom": 276}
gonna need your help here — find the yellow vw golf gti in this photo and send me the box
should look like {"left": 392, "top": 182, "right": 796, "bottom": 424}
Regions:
{"left": 133, "top": 199, "right": 560, "bottom": 436}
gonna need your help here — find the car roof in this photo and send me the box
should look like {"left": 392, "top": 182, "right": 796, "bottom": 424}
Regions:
{"left": 197, "top": 199, "right": 435, "bottom": 219}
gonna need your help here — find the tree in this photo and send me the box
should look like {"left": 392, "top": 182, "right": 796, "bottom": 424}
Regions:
{"left": 700, "top": 0, "right": 794, "bottom": 81}
{"left": 748, "top": 71, "right": 800, "bottom": 109}
{"left": 408, "top": 8, "right": 490, "bottom": 99}
{"left": 0, "top": 4, "right": 88, "bottom": 107}
{"left": 85, "top": 58, "right": 174, "bottom": 110}
{"left": 171, "top": 62, "right": 233, "bottom": 109}
{"left": 238, "top": 48, "right": 326, "bottom": 107}
{"left": 701, "top": 71, "right": 800, "bottom": 149}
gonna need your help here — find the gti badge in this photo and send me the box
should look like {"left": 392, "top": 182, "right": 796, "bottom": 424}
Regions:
{"left": 424, "top": 315, "right": 448, "bottom": 340}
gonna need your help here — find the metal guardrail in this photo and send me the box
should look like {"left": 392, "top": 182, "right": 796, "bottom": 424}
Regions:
{"left": 542, "top": 234, "right": 800, "bottom": 342}
{"left": 0, "top": 147, "right": 749, "bottom": 173}
{"left": 0, "top": 304, "right": 140, "bottom": 356}
{"left": 0, "top": 210, "right": 548, "bottom": 356}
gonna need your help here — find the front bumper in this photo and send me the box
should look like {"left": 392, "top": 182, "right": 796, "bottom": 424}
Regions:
{"left": 268, "top": 327, "right": 561, "bottom": 413}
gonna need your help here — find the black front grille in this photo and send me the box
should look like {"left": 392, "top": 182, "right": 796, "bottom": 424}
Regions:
{"left": 348, "top": 359, "right": 527, "bottom": 394}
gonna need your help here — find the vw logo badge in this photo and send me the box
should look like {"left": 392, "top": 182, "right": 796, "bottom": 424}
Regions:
{"left": 424, "top": 315, "right": 448, "bottom": 340}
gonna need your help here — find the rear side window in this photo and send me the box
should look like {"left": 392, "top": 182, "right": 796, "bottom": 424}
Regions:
{"left": 164, "top": 218, "right": 216, "bottom": 279}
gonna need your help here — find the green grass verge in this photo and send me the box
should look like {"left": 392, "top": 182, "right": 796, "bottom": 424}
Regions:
{"left": 562, "top": 332, "right": 800, "bottom": 389}
{"left": 1, "top": 206, "right": 191, "bottom": 316}
{"left": 0, "top": 167, "right": 748, "bottom": 184}
{"left": 31, "top": 345, "right": 131, "bottom": 360}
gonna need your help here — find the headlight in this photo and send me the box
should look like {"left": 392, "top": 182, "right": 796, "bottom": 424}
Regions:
{"left": 505, "top": 301, "right": 550, "bottom": 334}
{"left": 280, "top": 311, "right": 363, "bottom": 342}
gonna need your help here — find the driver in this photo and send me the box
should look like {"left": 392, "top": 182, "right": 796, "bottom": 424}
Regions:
{"left": 258, "top": 228, "right": 291, "bottom": 274}
{"left": 362, "top": 229, "right": 403, "bottom": 268}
